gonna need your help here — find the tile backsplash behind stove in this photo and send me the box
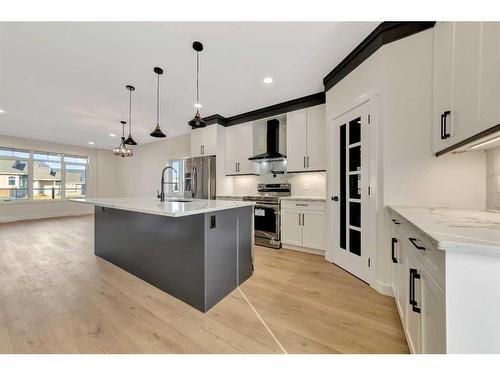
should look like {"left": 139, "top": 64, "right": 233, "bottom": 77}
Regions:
{"left": 232, "top": 160, "right": 326, "bottom": 197}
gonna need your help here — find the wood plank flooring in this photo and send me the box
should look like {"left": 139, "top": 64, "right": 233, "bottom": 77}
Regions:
{"left": 0, "top": 215, "right": 409, "bottom": 353}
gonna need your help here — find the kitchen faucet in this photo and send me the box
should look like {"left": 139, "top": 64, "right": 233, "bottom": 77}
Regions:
{"left": 157, "top": 166, "right": 178, "bottom": 202}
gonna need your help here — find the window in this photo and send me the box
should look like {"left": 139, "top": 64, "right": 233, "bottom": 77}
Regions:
{"left": 166, "top": 159, "right": 182, "bottom": 194}
{"left": 0, "top": 147, "right": 88, "bottom": 202}
{"left": 33, "top": 152, "right": 62, "bottom": 200}
{"left": 0, "top": 148, "right": 29, "bottom": 201}
{"left": 65, "top": 156, "right": 87, "bottom": 198}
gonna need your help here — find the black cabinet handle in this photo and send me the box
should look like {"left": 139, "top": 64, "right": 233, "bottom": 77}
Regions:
{"left": 391, "top": 218, "right": 400, "bottom": 225}
{"left": 391, "top": 238, "right": 398, "bottom": 264}
{"left": 391, "top": 237, "right": 398, "bottom": 263}
{"left": 409, "top": 268, "right": 421, "bottom": 314}
{"left": 440, "top": 113, "right": 445, "bottom": 139}
{"left": 331, "top": 196, "right": 339, "bottom": 202}
{"left": 409, "top": 237, "right": 425, "bottom": 251}
{"left": 443, "top": 111, "right": 451, "bottom": 139}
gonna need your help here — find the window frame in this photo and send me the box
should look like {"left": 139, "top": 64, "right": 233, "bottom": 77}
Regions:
{"left": 0, "top": 146, "right": 88, "bottom": 204}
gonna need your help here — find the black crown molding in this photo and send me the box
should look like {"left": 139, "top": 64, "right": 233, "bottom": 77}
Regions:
{"left": 323, "top": 21, "right": 436, "bottom": 92}
{"left": 201, "top": 92, "right": 325, "bottom": 128}
{"left": 198, "top": 22, "right": 435, "bottom": 129}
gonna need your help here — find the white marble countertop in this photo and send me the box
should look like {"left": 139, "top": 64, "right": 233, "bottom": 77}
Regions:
{"left": 71, "top": 197, "right": 254, "bottom": 217}
{"left": 279, "top": 196, "right": 326, "bottom": 202}
{"left": 388, "top": 206, "right": 500, "bottom": 257}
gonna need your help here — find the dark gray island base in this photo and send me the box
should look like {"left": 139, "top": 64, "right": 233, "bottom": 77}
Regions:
{"left": 94, "top": 205, "right": 253, "bottom": 312}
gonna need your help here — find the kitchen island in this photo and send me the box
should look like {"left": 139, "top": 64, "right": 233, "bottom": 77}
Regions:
{"left": 72, "top": 197, "right": 254, "bottom": 312}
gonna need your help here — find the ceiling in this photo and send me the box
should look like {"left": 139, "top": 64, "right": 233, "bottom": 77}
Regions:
{"left": 0, "top": 22, "right": 379, "bottom": 149}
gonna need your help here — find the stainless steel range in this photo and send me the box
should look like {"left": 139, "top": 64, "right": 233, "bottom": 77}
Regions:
{"left": 244, "top": 183, "right": 291, "bottom": 249}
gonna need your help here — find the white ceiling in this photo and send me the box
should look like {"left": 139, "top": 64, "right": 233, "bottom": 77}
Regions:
{"left": 0, "top": 22, "right": 378, "bottom": 149}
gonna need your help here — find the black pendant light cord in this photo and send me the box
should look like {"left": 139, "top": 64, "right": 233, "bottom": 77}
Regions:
{"left": 128, "top": 90, "right": 132, "bottom": 136}
{"left": 157, "top": 72, "right": 160, "bottom": 125}
{"left": 196, "top": 50, "right": 200, "bottom": 106}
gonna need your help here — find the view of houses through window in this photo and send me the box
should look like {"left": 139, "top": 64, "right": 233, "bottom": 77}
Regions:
{"left": 0, "top": 147, "right": 87, "bottom": 202}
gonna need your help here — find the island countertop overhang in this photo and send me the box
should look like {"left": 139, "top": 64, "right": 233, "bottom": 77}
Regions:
{"left": 71, "top": 197, "right": 255, "bottom": 217}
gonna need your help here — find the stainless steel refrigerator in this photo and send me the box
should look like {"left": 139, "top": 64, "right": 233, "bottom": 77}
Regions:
{"left": 182, "top": 156, "right": 216, "bottom": 199}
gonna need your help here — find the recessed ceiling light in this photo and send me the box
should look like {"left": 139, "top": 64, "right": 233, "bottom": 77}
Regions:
{"left": 194, "top": 103, "right": 202, "bottom": 109}
{"left": 109, "top": 133, "right": 116, "bottom": 137}
{"left": 0, "top": 108, "right": 5, "bottom": 113}
{"left": 263, "top": 77, "right": 273, "bottom": 84}
{"left": 88, "top": 141, "right": 95, "bottom": 145}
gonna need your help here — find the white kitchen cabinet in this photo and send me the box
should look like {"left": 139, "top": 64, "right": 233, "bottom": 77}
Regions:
{"left": 191, "top": 125, "right": 217, "bottom": 157}
{"left": 420, "top": 267, "right": 446, "bottom": 354}
{"left": 451, "top": 22, "right": 481, "bottom": 141}
{"left": 225, "top": 122, "right": 259, "bottom": 176}
{"left": 286, "top": 104, "right": 326, "bottom": 172}
{"left": 281, "top": 200, "right": 326, "bottom": 253}
{"left": 302, "top": 211, "right": 326, "bottom": 250}
{"left": 432, "top": 22, "right": 454, "bottom": 153}
{"left": 432, "top": 22, "right": 500, "bottom": 154}
{"left": 405, "top": 248, "right": 422, "bottom": 354}
{"left": 281, "top": 210, "right": 303, "bottom": 247}
{"left": 286, "top": 109, "right": 307, "bottom": 171}
{"left": 478, "top": 22, "right": 500, "bottom": 129}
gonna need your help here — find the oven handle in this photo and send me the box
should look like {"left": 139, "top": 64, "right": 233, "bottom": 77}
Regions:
{"left": 254, "top": 204, "right": 279, "bottom": 210}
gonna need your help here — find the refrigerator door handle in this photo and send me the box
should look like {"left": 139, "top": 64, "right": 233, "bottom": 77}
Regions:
{"left": 192, "top": 167, "right": 197, "bottom": 198}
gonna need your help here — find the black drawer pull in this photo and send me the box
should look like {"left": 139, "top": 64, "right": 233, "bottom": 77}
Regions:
{"left": 409, "top": 268, "right": 421, "bottom": 314}
{"left": 391, "top": 238, "right": 398, "bottom": 264}
{"left": 391, "top": 218, "right": 400, "bottom": 225}
{"left": 409, "top": 237, "right": 425, "bottom": 251}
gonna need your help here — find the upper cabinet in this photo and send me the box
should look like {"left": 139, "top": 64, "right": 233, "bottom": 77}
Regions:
{"left": 225, "top": 122, "right": 259, "bottom": 176}
{"left": 191, "top": 125, "right": 217, "bottom": 157}
{"left": 432, "top": 22, "right": 500, "bottom": 154}
{"left": 286, "top": 104, "right": 326, "bottom": 172}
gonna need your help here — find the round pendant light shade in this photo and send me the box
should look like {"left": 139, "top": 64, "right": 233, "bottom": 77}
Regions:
{"left": 124, "top": 85, "right": 138, "bottom": 145}
{"left": 150, "top": 67, "right": 166, "bottom": 138}
{"left": 188, "top": 41, "right": 206, "bottom": 128}
{"left": 113, "top": 121, "right": 133, "bottom": 157}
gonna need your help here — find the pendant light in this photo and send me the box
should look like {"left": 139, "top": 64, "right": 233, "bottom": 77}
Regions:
{"left": 150, "top": 67, "right": 166, "bottom": 138}
{"left": 113, "top": 121, "right": 133, "bottom": 157}
{"left": 188, "top": 41, "right": 206, "bottom": 128}
{"left": 124, "top": 85, "right": 138, "bottom": 145}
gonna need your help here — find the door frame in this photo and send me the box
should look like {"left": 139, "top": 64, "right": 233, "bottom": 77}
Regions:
{"left": 325, "top": 92, "right": 380, "bottom": 286}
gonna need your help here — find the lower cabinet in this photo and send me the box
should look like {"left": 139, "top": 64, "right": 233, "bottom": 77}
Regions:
{"left": 389, "top": 210, "right": 446, "bottom": 354}
{"left": 281, "top": 200, "right": 326, "bottom": 253}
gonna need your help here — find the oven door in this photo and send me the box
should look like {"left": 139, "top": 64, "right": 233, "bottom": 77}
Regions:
{"left": 254, "top": 204, "right": 279, "bottom": 240}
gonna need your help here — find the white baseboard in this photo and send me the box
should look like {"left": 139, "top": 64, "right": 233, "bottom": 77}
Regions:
{"left": 0, "top": 210, "right": 93, "bottom": 223}
{"left": 371, "top": 279, "right": 394, "bottom": 297}
{"left": 281, "top": 244, "right": 325, "bottom": 256}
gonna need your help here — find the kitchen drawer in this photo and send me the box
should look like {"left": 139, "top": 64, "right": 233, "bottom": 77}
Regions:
{"left": 281, "top": 200, "right": 326, "bottom": 212}
{"left": 397, "top": 220, "right": 445, "bottom": 291}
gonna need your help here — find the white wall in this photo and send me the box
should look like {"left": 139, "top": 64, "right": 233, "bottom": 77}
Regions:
{"left": 0, "top": 134, "right": 116, "bottom": 221}
{"left": 115, "top": 134, "right": 191, "bottom": 198}
{"left": 325, "top": 29, "right": 486, "bottom": 290}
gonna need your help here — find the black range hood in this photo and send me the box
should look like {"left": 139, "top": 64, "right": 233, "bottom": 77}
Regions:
{"left": 248, "top": 119, "right": 286, "bottom": 162}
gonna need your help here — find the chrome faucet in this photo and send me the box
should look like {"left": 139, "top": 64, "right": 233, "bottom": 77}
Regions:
{"left": 157, "top": 166, "right": 178, "bottom": 202}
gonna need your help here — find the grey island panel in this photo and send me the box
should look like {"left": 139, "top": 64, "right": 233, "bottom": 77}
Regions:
{"left": 94, "top": 205, "right": 253, "bottom": 312}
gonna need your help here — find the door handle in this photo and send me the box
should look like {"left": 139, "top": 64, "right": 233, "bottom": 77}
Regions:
{"left": 391, "top": 238, "right": 398, "bottom": 264}
{"left": 303, "top": 156, "right": 306, "bottom": 168}
{"left": 391, "top": 218, "right": 400, "bottom": 225}
{"left": 298, "top": 213, "right": 301, "bottom": 226}
{"left": 331, "top": 196, "right": 339, "bottom": 202}
{"left": 302, "top": 213, "right": 305, "bottom": 227}
{"left": 409, "top": 237, "right": 425, "bottom": 251}
{"left": 409, "top": 268, "right": 421, "bottom": 313}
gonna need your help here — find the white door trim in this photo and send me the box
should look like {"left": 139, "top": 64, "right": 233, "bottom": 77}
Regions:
{"left": 326, "top": 94, "right": 380, "bottom": 286}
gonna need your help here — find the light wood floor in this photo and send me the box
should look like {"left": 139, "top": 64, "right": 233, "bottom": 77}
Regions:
{"left": 0, "top": 215, "right": 409, "bottom": 354}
